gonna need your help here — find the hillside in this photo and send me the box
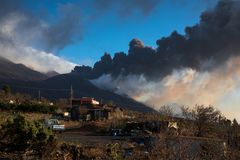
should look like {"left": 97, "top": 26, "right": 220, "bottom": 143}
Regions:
{"left": 0, "top": 57, "right": 154, "bottom": 112}
{"left": 0, "top": 74, "right": 154, "bottom": 112}
{"left": 0, "top": 57, "right": 47, "bottom": 81}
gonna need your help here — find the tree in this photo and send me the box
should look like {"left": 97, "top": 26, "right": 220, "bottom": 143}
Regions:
{"left": 228, "top": 119, "right": 240, "bottom": 149}
{"left": 159, "top": 105, "right": 173, "bottom": 118}
{"left": 1, "top": 85, "right": 11, "bottom": 95}
{"left": 0, "top": 115, "right": 54, "bottom": 156}
{"left": 180, "top": 106, "right": 193, "bottom": 120}
{"left": 193, "top": 105, "right": 220, "bottom": 137}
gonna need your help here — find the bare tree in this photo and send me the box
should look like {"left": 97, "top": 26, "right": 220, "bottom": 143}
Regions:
{"left": 159, "top": 105, "right": 173, "bottom": 119}
{"left": 192, "top": 105, "right": 221, "bottom": 137}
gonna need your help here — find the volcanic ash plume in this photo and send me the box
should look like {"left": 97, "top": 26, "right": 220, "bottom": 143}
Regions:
{"left": 92, "top": 56, "right": 240, "bottom": 120}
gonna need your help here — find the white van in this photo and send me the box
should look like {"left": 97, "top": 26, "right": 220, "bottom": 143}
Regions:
{"left": 44, "top": 119, "right": 65, "bottom": 131}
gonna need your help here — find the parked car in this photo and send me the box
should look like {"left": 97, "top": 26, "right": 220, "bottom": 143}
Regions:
{"left": 44, "top": 119, "right": 65, "bottom": 132}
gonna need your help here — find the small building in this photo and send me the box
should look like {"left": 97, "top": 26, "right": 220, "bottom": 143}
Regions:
{"left": 103, "top": 105, "right": 124, "bottom": 120}
{"left": 70, "top": 97, "right": 123, "bottom": 121}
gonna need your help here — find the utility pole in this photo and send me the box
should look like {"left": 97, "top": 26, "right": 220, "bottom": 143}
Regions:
{"left": 38, "top": 89, "right": 41, "bottom": 102}
{"left": 70, "top": 85, "right": 73, "bottom": 108}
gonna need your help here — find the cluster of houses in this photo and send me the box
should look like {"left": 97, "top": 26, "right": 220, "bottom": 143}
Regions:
{"left": 69, "top": 97, "right": 124, "bottom": 121}
{"left": 56, "top": 97, "right": 180, "bottom": 137}
{"left": 61, "top": 97, "right": 179, "bottom": 133}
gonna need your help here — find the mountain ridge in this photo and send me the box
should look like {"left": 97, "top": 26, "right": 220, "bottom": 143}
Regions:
{"left": 0, "top": 58, "right": 154, "bottom": 112}
{"left": 0, "top": 57, "right": 48, "bottom": 81}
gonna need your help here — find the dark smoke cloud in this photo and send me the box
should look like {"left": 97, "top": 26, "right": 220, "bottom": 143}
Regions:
{"left": 0, "top": 0, "right": 24, "bottom": 19}
{"left": 92, "top": 0, "right": 160, "bottom": 16}
{"left": 0, "top": 0, "right": 82, "bottom": 51}
{"left": 73, "top": 0, "right": 240, "bottom": 80}
{"left": 0, "top": 0, "right": 161, "bottom": 52}
{"left": 43, "top": 3, "right": 82, "bottom": 51}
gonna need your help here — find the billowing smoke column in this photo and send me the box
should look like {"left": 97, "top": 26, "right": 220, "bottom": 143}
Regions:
{"left": 83, "top": 0, "right": 240, "bottom": 119}
{"left": 76, "top": 0, "right": 240, "bottom": 79}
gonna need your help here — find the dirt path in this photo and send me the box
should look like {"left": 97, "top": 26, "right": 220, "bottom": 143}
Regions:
{"left": 57, "top": 131, "right": 114, "bottom": 146}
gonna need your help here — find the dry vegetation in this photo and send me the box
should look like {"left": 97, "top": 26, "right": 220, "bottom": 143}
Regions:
{"left": 0, "top": 87, "right": 240, "bottom": 160}
{"left": 0, "top": 110, "right": 51, "bottom": 125}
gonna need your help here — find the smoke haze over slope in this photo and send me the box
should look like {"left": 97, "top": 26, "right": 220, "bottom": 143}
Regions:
{"left": 92, "top": 56, "right": 240, "bottom": 119}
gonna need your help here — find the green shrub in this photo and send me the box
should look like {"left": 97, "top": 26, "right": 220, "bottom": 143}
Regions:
{"left": 0, "top": 114, "right": 54, "bottom": 154}
{"left": 0, "top": 102, "right": 58, "bottom": 113}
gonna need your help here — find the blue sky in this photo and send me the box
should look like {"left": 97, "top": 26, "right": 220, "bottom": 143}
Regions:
{"left": 27, "top": 0, "right": 218, "bottom": 66}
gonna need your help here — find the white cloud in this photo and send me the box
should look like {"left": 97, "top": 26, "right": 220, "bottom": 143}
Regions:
{"left": 0, "top": 44, "right": 76, "bottom": 73}
{"left": 0, "top": 12, "right": 77, "bottom": 73}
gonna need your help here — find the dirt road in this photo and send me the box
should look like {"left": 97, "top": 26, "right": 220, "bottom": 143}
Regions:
{"left": 57, "top": 132, "right": 114, "bottom": 146}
